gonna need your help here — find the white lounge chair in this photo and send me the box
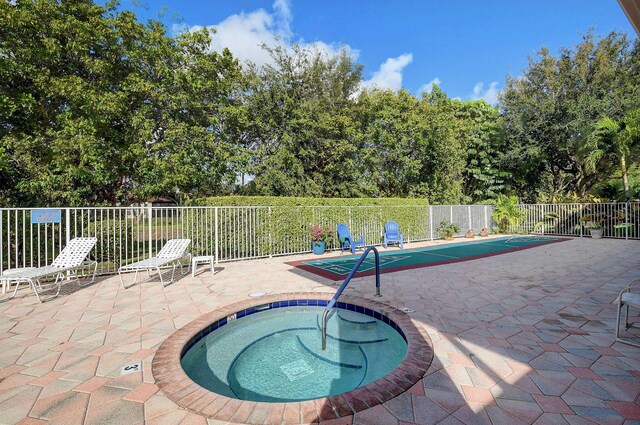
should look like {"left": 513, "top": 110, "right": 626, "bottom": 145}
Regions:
{"left": 118, "top": 239, "right": 191, "bottom": 288}
{"left": 616, "top": 278, "right": 640, "bottom": 347}
{"left": 0, "top": 237, "right": 98, "bottom": 303}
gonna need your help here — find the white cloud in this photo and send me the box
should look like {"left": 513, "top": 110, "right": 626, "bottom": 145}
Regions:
{"left": 176, "top": 0, "right": 357, "bottom": 69}
{"left": 362, "top": 53, "right": 413, "bottom": 91}
{"left": 177, "top": 0, "right": 412, "bottom": 90}
{"left": 471, "top": 81, "right": 500, "bottom": 105}
{"left": 202, "top": 7, "right": 284, "bottom": 68}
{"left": 418, "top": 77, "right": 441, "bottom": 95}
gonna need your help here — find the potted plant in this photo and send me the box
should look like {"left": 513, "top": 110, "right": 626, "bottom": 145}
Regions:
{"left": 309, "top": 224, "right": 334, "bottom": 254}
{"left": 581, "top": 215, "right": 604, "bottom": 239}
{"left": 436, "top": 220, "right": 461, "bottom": 240}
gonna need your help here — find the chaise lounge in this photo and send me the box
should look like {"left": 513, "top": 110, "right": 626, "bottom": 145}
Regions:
{"left": 118, "top": 238, "right": 191, "bottom": 288}
{"left": 0, "top": 237, "right": 98, "bottom": 302}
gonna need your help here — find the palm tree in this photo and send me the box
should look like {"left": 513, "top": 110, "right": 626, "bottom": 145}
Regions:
{"left": 491, "top": 194, "right": 525, "bottom": 233}
{"left": 587, "top": 110, "right": 640, "bottom": 201}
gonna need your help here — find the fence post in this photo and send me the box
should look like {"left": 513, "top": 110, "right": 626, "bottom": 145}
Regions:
{"left": 541, "top": 205, "right": 545, "bottom": 236}
{"left": 450, "top": 205, "right": 453, "bottom": 223}
{"left": 65, "top": 208, "right": 71, "bottom": 244}
{"left": 484, "top": 205, "right": 488, "bottom": 230}
{"left": 215, "top": 207, "right": 219, "bottom": 263}
{"left": 579, "top": 204, "right": 583, "bottom": 237}
{"left": 625, "top": 202, "right": 629, "bottom": 240}
{"left": 148, "top": 205, "right": 153, "bottom": 259}
{"left": 0, "top": 210, "right": 3, "bottom": 273}
{"left": 267, "top": 206, "right": 272, "bottom": 258}
{"left": 468, "top": 205, "right": 472, "bottom": 231}
{"left": 429, "top": 206, "right": 433, "bottom": 241}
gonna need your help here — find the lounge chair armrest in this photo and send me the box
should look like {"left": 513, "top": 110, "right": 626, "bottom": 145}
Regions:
{"left": 620, "top": 278, "right": 640, "bottom": 294}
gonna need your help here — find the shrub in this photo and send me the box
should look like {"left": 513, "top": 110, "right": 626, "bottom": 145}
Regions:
{"left": 491, "top": 194, "right": 525, "bottom": 233}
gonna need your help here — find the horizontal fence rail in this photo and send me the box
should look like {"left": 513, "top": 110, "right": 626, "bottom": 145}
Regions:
{"left": 2, "top": 204, "right": 489, "bottom": 276}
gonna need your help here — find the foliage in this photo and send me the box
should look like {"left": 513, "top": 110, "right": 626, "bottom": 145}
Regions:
{"left": 191, "top": 196, "right": 430, "bottom": 255}
{"left": 436, "top": 220, "right": 461, "bottom": 239}
{"left": 454, "top": 100, "right": 511, "bottom": 203}
{"left": 586, "top": 109, "right": 640, "bottom": 201}
{"left": 499, "top": 31, "right": 640, "bottom": 201}
{"left": 242, "top": 44, "right": 364, "bottom": 198}
{"left": 490, "top": 194, "right": 525, "bottom": 233}
{"left": 580, "top": 214, "right": 604, "bottom": 230}
{"left": 191, "top": 196, "right": 429, "bottom": 207}
{"left": 1, "top": 0, "right": 246, "bottom": 206}
{"left": 309, "top": 224, "right": 334, "bottom": 245}
{"left": 1, "top": 1, "right": 638, "bottom": 206}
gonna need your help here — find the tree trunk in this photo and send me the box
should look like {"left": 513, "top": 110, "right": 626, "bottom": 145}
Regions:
{"left": 621, "top": 154, "right": 630, "bottom": 201}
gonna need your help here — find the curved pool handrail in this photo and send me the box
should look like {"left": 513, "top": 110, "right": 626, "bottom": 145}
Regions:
{"left": 322, "top": 246, "right": 381, "bottom": 350}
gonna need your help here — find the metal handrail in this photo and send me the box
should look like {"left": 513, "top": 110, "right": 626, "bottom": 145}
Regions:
{"left": 321, "top": 246, "right": 381, "bottom": 350}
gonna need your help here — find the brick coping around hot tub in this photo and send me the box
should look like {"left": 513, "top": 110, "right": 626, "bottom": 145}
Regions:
{"left": 152, "top": 292, "right": 434, "bottom": 424}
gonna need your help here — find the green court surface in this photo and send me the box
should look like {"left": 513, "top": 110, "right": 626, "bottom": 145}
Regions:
{"left": 287, "top": 236, "right": 565, "bottom": 280}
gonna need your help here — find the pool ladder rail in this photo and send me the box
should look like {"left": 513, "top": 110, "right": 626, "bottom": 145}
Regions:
{"left": 321, "top": 246, "right": 381, "bottom": 350}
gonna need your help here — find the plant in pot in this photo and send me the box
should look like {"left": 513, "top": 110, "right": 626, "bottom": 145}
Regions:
{"left": 309, "top": 224, "right": 333, "bottom": 254}
{"left": 437, "top": 220, "right": 461, "bottom": 240}
{"left": 581, "top": 215, "right": 604, "bottom": 239}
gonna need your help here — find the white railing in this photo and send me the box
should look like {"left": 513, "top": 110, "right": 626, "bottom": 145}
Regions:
{"left": 513, "top": 202, "right": 640, "bottom": 239}
{"left": 0, "top": 204, "right": 493, "bottom": 275}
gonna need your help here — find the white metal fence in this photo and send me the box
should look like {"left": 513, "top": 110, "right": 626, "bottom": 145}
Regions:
{"left": 0, "top": 204, "right": 493, "bottom": 275}
{"left": 513, "top": 202, "right": 640, "bottom": 239}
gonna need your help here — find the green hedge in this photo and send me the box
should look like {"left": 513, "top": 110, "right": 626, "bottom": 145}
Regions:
{"left": 188, "top": 196, "right": 430, "bottom": 258}
{"left": 191, "top": 196, "right": 429, "bottom": 207}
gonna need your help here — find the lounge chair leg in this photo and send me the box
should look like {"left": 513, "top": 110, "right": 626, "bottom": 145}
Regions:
{"left": 36, "top": 274, "right": 62, "bottom": 303}
{"left": 616, "top": 300, "right": 622, "bottom": 340}
{"left": 119, "top": 270, "right": 133, "bottom": 289}
{"left": 32, "top": 282, "right": 43, "bottom": 303}
{"left": 29, "top": 278, "right": 44, "bottom": 303}
{"left": 169, "top": 265, "right": 177, "bottom": 285}
{"left": 11, "top": 279, "right": 25, "bottom": 299}
{"left": 78, "top": 262, "right": 97, "bottom": 287}
{"left": 157, "top": 267, "right": 166, "bottom": 286}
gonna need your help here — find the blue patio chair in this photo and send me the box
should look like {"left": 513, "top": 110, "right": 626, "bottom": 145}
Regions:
{"left": 336, "top": 223, "right": 365, "bottom": 255}
{"left": 383, "top": 221, "right": 404, "bottom": 249}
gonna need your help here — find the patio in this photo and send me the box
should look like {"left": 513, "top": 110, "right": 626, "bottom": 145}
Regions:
{"left": 0, "top": 236, "right": 639, "bottom": 425}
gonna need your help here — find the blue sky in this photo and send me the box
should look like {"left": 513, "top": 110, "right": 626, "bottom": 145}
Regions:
{"left": 116, "top": 0, "right": 635, "bottom": 104}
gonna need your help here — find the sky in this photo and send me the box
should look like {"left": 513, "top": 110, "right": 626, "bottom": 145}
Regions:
{"left": 115, "top": 0, "right": 636, "bottom": 105}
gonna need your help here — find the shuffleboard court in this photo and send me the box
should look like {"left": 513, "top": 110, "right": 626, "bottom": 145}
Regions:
{"left": 287, "top": 236, "right": 567, "bottom": 280}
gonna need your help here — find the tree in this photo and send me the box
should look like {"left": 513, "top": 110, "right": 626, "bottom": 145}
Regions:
{"left": 243, "top": 44, "right": 365, "bottom": 197}
{"left": 499, "top": 31, "right": 640, "bottom": 201}
{"left": 0, "top": 0, "right": 246, "bottom": 206}
{"left": 453, "top": 100, "right": 511, "bottom": 203}
{"left": 587, "top": 109, "right": 640, "bottom": 200}
{"left": 491, "top": 194, "right": 525, "bottom": 233}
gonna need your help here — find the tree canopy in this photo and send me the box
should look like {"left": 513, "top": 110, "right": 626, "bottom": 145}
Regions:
{"left": 1, "top": 1, "right": 639, "bottom": 206}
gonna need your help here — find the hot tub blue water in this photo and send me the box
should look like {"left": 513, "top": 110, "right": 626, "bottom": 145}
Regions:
{"left": 181, "top": 305, "right": 407, "bottom": 402}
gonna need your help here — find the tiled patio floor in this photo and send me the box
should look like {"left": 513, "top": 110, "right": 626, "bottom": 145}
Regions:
{"left": 1, "top": 236, "right": 639, "bottom": 425}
